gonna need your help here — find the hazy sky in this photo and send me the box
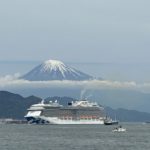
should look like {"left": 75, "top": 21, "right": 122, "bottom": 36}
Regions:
{"left": 0, "top": 0, "right": 150, "bottom": 63}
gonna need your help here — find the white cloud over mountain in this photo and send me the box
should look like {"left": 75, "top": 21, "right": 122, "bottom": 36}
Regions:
{"left": 0, "top": 74, "right": 150, "bottom": 93}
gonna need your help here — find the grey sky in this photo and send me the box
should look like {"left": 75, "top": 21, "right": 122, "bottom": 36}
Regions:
{"left": 0, "top": 0, "right": 150, "bottom": 62}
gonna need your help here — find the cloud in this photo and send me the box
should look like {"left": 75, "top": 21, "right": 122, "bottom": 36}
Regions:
{"left": 0, "top": 74, "right": 150, "bottom": 93}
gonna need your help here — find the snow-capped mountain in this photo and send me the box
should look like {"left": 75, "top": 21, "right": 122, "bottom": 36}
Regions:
{"left": 21, "top": 60, "right": 93, "bottom": 81}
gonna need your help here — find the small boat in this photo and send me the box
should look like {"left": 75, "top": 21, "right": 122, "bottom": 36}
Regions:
{"left": 112, "top": 126, "right": 126, "bottom": 132}
{"left": 104, "top": 117, "right": 119, "bottom": 125}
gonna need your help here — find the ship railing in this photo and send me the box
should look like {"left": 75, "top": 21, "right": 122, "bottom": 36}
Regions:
{"left": 59, "top": 116, "right": 73, "bottom": 120}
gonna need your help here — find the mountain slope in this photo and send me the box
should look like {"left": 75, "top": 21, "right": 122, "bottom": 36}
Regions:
{"left": 105, "top": 107, "right": 150, "bottom": 122}
{"left": 0, "top": 91, "right": 42, "bottom": 119}
{"left": 21, "top": 60, "right": 93, "bottom": 81}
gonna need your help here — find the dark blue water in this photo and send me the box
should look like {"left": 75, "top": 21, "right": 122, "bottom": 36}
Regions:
{"left": 0, "top": 123, "right": 150, "bottom": 150}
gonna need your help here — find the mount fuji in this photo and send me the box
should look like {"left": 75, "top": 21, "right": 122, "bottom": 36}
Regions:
{"left": 21, "top": 60, "right": 93, "bottom": 81}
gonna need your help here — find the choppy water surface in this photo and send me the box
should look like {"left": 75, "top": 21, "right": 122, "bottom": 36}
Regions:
{"left": 0, "top": 123, "right": 150, "bottom": 150}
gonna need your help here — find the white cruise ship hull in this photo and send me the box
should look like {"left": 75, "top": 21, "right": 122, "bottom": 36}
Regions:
{"left": 26, "top": 116, "right": 104, "bottom": 125}
{"left": 42, "top": 116, "right": 104, "bottom": 124}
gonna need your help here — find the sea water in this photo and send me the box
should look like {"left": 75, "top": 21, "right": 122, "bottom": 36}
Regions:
{"left": 0, "top": 123, "right": 150, "bottom": 150}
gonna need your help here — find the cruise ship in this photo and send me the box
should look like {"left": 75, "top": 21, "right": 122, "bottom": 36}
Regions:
{"left": 25, "top": 99, "right": 106, "bottom": 124}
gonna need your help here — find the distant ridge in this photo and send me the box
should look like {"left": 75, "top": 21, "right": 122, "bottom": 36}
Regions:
{"left": 0, "top": 91, "right": 42, "bottom": 119}
{"left": 21, "top": 59, "right": 93, "bottom": 81}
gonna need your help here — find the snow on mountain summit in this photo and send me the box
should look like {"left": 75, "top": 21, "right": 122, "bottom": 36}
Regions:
{"left": 21, "top": 59, "right": 93, "bottom": 81}
{"left": 41, "top": 60, "right": 70, "bottom": 77}
{"left": 42, "top": 60, "right": 65, "bottom": 71}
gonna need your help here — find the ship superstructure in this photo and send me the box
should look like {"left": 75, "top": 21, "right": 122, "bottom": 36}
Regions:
{"left": 25, "top": 99, "right": 106, "bottom": 124}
